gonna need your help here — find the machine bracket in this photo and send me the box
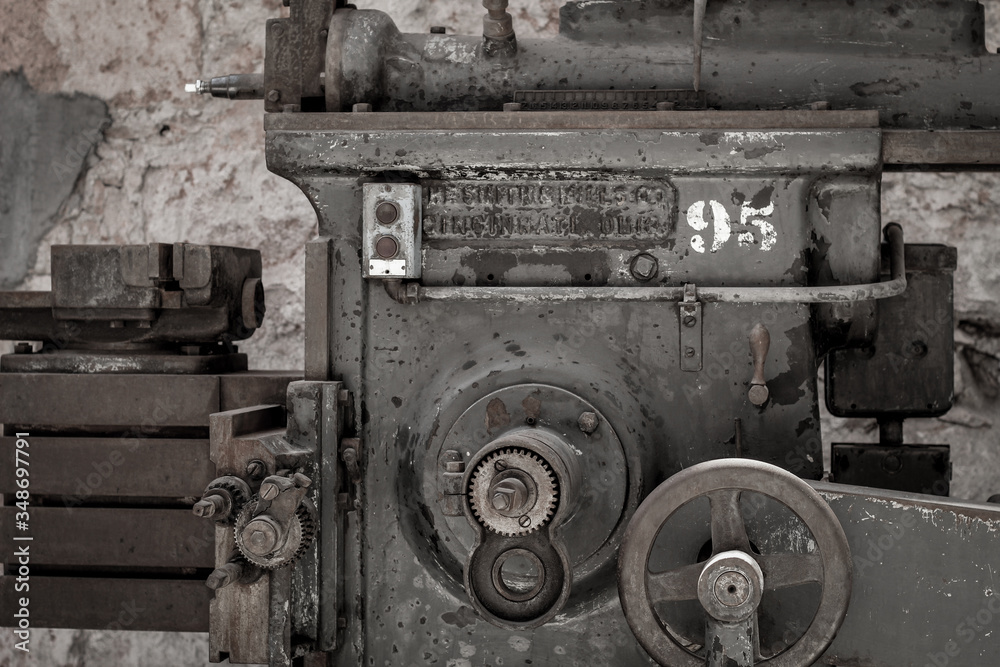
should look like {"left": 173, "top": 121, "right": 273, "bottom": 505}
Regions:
{"left": 679, "top": 283, "right": 703, "bottom": 372}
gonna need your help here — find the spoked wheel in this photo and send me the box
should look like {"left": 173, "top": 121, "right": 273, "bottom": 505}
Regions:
{"left": 618, "top": 459, "right": 852, "bottom": 666}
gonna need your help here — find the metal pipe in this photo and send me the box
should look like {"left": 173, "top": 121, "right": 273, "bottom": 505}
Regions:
{"left": 384, "top": 224, "right": 906, "bottom": 305}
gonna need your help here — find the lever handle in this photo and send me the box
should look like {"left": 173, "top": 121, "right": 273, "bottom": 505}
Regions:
{"left": 748, "top": 323, "right": 770, "bottom": 406}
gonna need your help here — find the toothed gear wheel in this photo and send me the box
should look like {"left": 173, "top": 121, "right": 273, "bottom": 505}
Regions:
{"left": 469, "top": 448, "right": 558, "bottom": 537}
{"left": 234, "top": 496, "right": 317, "bottom": 569}
{"left": 205, "top": 475, "right": 252, "bottom": 524}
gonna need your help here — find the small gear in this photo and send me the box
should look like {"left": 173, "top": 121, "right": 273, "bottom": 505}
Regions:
{"left": 204, "top": 475, "right": 252, "bottom": 524}
{"left": 469, "top": 448, "right": 558, "bottom": 537}
{"left": 234, "top": 496, "right": 317, "bottom": 569}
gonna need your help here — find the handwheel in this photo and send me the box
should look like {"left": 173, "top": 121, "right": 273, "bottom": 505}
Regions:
{"left": 617, "top": 459, "right": 852, "bottom": 667}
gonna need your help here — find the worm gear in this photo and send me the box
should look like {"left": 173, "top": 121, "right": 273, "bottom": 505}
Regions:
{"left": 234, "top": 496, "right": 317, "bottom": 569}
{"left": 469, "top": 447, "right": 558, "bottom": 537}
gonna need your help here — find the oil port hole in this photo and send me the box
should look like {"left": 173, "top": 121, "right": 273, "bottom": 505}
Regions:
{"left": 492, "top": 548, "right": 545, "bottom": 602}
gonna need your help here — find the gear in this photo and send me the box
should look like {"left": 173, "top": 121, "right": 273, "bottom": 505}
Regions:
{"left": 469, "top": 448, "right": 558, "bottom": 537}
{"left": 234, "top": 496, "right": 317, "bottom": 569}
{"left": 204, "top": 475, "right": 252, "bottom": 525}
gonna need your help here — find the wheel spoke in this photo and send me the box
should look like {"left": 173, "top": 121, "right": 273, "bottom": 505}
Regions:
{"left": 708, "top": 489, "right": 751, "bottom": 553}
{"left": 758, "top": 552, "right": 823, "bottom": 590}
{"left": 647, "top": 562, "right": 703, "bottom": 603}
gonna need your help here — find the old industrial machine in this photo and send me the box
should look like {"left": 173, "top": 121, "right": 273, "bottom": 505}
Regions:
{"left": 4, "top": 0, "right": 1000, "bottom": 665}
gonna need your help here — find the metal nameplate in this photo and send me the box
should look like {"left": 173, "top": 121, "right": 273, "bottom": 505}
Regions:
{"left": 513, "top": 89, "right": 707, "bottom": 111}
{"left": 422, "top": 180, "right": 676, "bottom": 242}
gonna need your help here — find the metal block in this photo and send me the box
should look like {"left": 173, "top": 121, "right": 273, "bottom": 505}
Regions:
{"left": 0, "top": 507, "right": 216, "bottom": 568}
{"left": 362, "top": 183, "right": 422, "bottom": 279}
{"left": 679, "top": 284, "right": 703, "bottom": 372}
{"left": 0, "top": 436, "right": 213, "bottom": 497}
{"left": 0, "top": 577, "right": 210, "bottom": 632}
{"left": 816, "top": 484, "right": 1000, "bottom": 666}
{"left": 0, "top": 373, "right": 221, "bottom": 431}
{"left": 831, "top": 443, "right": 951, "bottom": 496}
{"left": 826, "top": 244, "right": 957, "bottom": 418}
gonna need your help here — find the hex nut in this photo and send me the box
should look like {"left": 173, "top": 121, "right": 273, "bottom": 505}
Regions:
{"left": 578, "top": 411, "right": 600, "bottom": 434}
{"left": 630, "top": 253, "right": 658, "bottom": 281}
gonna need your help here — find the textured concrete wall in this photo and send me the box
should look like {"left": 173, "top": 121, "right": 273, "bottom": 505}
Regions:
{"left": 0, "top": 1, "right": 998, "bottom": 665}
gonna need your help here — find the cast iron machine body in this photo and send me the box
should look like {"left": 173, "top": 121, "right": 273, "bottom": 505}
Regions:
{"left": 4, "top": 1, "right": 1000, "bottom": 666}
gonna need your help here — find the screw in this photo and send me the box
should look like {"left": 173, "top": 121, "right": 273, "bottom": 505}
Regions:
{"left": 683, "top": 315, "right": 697, "bottom": 328}
{"left": 375, "top": 201, "right": 399, "bottom": 225}
{"left": 259, "top": 481, "right": 280, "bottom": 500}
{"left": 578, "top": 411, "right": 599, "bottom": 434}
{"left": 685, "top": 347, "right": 696, "bottom": 358}
{"left": 518, "top": 515, "right": 531, "bottom": 528}
{"left": 630, "top": 253, "right": 658, "bottom": 281}
{"left": 14, "top": 342, "right": 32, "bottom": 354}
{"left": 245, "top": 460, "right": 266, "bottom": 480}
{"left": 494, "top": 459, "right": 507, "bottom": 472}
{"left": 267, "top": 89, "right": 281, "bottom": 103}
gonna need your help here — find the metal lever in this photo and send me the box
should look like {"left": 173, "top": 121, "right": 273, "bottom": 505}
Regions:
{"left": 748, "top": 323, "right": 770, "bottom": 407}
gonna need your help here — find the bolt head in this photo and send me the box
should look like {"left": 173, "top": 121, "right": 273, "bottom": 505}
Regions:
{"left": 192, "top": 499, "right": 217, "bottom": 517}
{"left": 244, "top": 521, "right": 280, "bottom": 555}
{"left": 205, "top": 569, "right": 232, "bottom": 590}
{"left": 630, "top": 253, "right": 658, "bottom": 281}
{"left": 266, "top": 89, "right": 281, "bottom": 103}
{"left": 492, "top": 492, "right": 511, "bottom": 511}
{"left": 578, "top": 411, "right": 599, "bottom": 434}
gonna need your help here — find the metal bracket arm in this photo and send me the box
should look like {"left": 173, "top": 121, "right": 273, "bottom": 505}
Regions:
{"left": 384, "top": 224, "right": 906, "bottom": 306}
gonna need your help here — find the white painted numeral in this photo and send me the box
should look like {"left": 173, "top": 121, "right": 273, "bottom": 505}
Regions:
{"left": 686, "top": 198, "right": 776, "bottom": 253}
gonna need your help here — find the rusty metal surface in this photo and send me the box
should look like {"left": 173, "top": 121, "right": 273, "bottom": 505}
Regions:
{"left": 0, "top": 436, "right": 213, "bottom": 497}
{"left": 618, "top": 460, "right": 852, "bottom": 667}
{"left": 0, "top": 577, "right": 211, "bottom": 632}
{"left": 827, "top": 244, "right": 957, "bottom": 419}
{"left": 263, "top": 109, "right": 881, "bottom": 132}
{"left": 0, "top": 373, "right": 222, "bottom": 431}
{"left": 817, "top": 484, "right": 1000, "bottom": 666}
{"left": 0, "top": 244, "right": 264, "bottom": 347}
{"left": 0, "top": 507, "right": 215, "bottom": 568}
{"left": 208, "top": 381, "right": 346, "bottom": 662}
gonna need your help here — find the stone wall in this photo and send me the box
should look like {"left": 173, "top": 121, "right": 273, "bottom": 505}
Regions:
{"left": 0, "top": 1, "right": 997, "bottom": 664}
